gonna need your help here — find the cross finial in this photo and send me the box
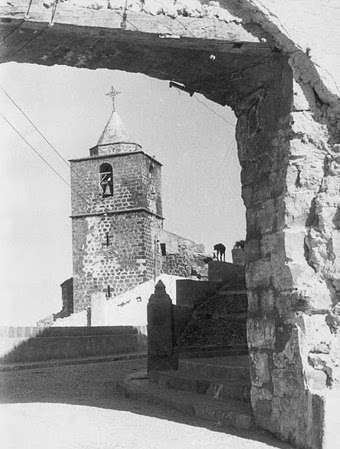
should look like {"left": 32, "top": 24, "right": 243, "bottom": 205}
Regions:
{"left": 105, "top": 86, "right": 121, "bottom": 112}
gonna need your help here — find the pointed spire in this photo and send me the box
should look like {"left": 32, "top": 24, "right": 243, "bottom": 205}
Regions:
{"left": 96, "top": 86, "right": 134, "bottom": 147}
{"left": 97, "top": 110, "right": 132, "bottom": 146}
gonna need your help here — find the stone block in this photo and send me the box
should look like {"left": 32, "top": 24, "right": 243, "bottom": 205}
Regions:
{"left": 208, "top": 261, "right": 244, "bottom": 284}
{"left": 247, "top": 288, "right": 275, "bottom": 315}
{"left": 244, "top": 239, "right": 261, "bottom": 263}
{"left": 253, "top": 397, "right": 273, "bottom": 420}
{"left": 246, "top": 260, "right": 272, "bottom": 289}
{"left": 284, "top": 191, "right": 315, "bottom": 227}
{"left": 247, "top": 317, "right": 275, "bottom": 349}
{"left": 249, "top": 351, "right": 271, "bottom": 387}
{"left": 260, "top": 233, "right": 285, "bottom": 259}
{"left": 270, "top": 256, "right": 294, "bottom": 291}
{"left": 246, "top": 208, "right": 258, "bottom": 240}
{"left": 272, "top": 369, "right": 302, "bottom": 398}
{"left": 256, "top": 200, "right": 276, "bottom": 234}
{"left": 231, "top": 248, "right": 245, "bottom": 266}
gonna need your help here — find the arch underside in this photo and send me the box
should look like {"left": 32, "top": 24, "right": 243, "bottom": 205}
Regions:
{"left": 0, "top": 3, "right": 280, "bottom": 108}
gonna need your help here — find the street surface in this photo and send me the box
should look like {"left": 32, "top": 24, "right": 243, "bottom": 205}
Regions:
{"left": 0, "top": 358, "right": 293, "bottom": 449}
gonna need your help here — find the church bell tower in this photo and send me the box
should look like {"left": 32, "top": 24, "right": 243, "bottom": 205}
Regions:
{"left": 70, "top": 87, "right": 163, "bottom": 312}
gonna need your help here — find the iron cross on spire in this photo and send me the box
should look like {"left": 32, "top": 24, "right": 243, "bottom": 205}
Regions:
{"left": 105, "top": 86, "right": 121, "bottom": 112}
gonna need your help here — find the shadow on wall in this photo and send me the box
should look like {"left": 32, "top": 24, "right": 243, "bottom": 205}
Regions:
{"left": 0, "top": 326, "right": 147, "bottom": 365}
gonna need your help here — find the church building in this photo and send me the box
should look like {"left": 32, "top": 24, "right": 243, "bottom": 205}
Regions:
{"left": 69, "top": 88, "right": 207, "bottom": 314}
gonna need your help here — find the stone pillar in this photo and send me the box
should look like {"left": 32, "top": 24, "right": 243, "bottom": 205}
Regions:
{"left": 147, "top": 280, "right": 178, "bottom": 372}
{"left": 238, "top": 69, "right": 340, "bottom": 448}
{"left": 231, "top": 247, "right": 245, "bottom": 266}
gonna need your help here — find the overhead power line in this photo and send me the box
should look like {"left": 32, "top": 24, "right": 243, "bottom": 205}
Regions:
{"left": 0, "top": 112, "right": 91, "bottom": 207}
{"left": 0, "top": 19, "right": 25, "bottom": 45}
{"left": 0, "top": 84, "right": 100, "bottom": 198}
{"left": 2, "top": 25, "right": 49, "bottom": 62}
{"left": 193, "top": 94, "right": 236, "bottom": 128}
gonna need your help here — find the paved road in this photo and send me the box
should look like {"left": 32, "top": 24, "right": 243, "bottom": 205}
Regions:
{"left": 0, "top": 358, "right": 292, "bottom": 449}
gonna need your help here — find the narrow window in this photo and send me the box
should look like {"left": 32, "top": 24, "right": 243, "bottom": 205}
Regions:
{"left": 160, "top": 243, "right": 167, "bottom": 256}
{"left": 100, "top": 163, "right": 113, "bottom": 197}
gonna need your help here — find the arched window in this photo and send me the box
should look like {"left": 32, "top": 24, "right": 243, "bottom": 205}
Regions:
{"left": 100, "top": 163, "right": 113, "bottom": 197}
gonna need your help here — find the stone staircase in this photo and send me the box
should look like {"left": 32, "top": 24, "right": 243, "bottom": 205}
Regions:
{"left": 122, "top": 267, "right": 254, "bottom": 431}
{"left": 150, "top": 355, "right": 251, "bottom": 402}
{"left": 122, "top": 353, "right": 254, "bottom": 431}
{"left": 177, "top": 271, "right": 248, "bottom": 353}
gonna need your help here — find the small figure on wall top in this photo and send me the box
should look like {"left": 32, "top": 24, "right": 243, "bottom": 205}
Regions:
{"left": 213, "top": 243, "right": 226, "bottom": 261}
{"left": 234, "top": 240, "right": 245, "bottom": 250}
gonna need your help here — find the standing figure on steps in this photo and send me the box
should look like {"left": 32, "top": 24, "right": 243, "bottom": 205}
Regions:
{"left": 214, "top": 243, "right": 226, "bottom": 261}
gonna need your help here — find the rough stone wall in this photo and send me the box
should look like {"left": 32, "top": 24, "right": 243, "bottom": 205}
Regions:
{"left": 90, "top": 142, "right": 142, "bottom": 156}
{"left": 71, "top": 149, "right": 163, "bottom": 312}
{"left": 70, "top": 152, "right": 162, "bottom": 217}
{"left": 234, "top": 51, "right": 340, "bottom": 448}
{"left": 159, "top": 230, "right": 208, "bottom": 279}
{"left": 213, "top": 3, "right": 340, "bottom": 448}
{"left": 73, "top": 211, "right": 162, "bottom": 312}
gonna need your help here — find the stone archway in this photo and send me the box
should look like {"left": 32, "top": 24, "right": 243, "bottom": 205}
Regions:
{"left": 1, "top": 2, "right": 340, "bottom": 448}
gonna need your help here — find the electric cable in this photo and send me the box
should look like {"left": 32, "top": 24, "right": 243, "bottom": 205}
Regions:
{"left": 1, "top": 25, "right": 49, "bottom": 62}
{"left": 0, "top": 84, "right": 102, "bottom": 199}
{"left": 0, "top": 112, "right": 91, "bottom": 207}
{"left": 0, "top": 20, "right": 25, "bottom": 45}
{"left": 193, "top": 94, "right": 236, "bottom": 128}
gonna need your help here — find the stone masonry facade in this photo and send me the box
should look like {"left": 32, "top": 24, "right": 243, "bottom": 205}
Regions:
{"left": 159, "top": 230, "right": 208, "bottom": 279}
{"left": 72, "top": 211, "right": 162, "bottom": 312}
{"left": 70, "top": 151, "right": 163, "bottom": 218}
{"left": 70, "top": 110, "right": 208, "bottom": 313}
{"left": 70, "top": 129, "right": 164, "bottom": 312}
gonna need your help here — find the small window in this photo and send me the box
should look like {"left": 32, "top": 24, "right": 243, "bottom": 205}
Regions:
{"left": 149, "top": 163, "right": 154, "bottom": 177}
{"left": 100, "top": 163, "right": 113, "bottom": 197}
{"left": 160, "top": 243, "right": 167, "bottom": 256}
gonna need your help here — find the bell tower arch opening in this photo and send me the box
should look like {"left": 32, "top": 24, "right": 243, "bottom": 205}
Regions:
{"left": 99, "top": 162, "right": 113, "bottom": 197}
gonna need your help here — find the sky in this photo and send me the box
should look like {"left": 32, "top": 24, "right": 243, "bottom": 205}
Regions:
{"left": 0, "top": 62, "right": 245, "bottom": 326}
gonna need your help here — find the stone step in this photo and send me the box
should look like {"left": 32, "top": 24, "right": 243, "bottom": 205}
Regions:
{"left": 179, "top": 355, "right": 250, "bottom": 382}
{"left": 149, "top": 368, "right": 250, "bottom": 402}
{"left": 179, "top": 344, "right": 248, "bottom": 359}
{"left": 119, "top": 370, "right": 255, "bottom": 431}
